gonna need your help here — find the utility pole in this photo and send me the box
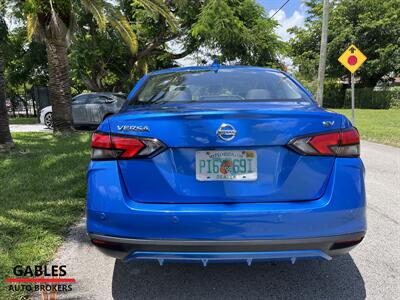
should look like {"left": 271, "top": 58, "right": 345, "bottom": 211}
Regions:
{"left": 316, "top": 0, "right": 329, "bottom": 106}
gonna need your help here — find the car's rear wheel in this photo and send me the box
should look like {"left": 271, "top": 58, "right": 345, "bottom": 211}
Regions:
{"left": 44, "top": 112, "right": 53, "bottom": 129}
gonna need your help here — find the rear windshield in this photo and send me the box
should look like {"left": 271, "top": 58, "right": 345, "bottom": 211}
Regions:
{"left": 130, "top": 69, "right": 312, "bottom": 105}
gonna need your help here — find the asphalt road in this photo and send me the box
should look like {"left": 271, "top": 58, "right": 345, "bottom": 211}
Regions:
{"left": 46, "top": 141, "right": 399, "bottom": 300}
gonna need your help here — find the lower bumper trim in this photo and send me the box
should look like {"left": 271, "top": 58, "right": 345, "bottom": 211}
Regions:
{"left": 89, "top": 232, "right": 365, "bottom": 262}
{"left": 126, "top": 250, "right": 332, "bottom": 266}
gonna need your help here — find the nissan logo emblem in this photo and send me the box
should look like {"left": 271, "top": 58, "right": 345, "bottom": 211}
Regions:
{"left": 216, "top": 123, "right": 237, "bottom": 141}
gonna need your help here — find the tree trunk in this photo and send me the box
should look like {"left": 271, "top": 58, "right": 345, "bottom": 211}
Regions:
{"left": 0, "top": 56, "right": 14, "bottom": 150}
{"left": 46, "top": 38, "right": 73, "bottom": 133}
{"left": 316, "top": 0, "right": 329, "bottom": 106}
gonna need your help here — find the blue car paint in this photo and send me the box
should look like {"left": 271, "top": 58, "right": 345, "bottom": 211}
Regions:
{"left": 107, "top": 103, "right": 343, "bottom": 204}
{"left": 87, "top": 66, "right": 366, "bottom": 263}
{"left": 87, "top": 157, "right": 365, "bottom": 239}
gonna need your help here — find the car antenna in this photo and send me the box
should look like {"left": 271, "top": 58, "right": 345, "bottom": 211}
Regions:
{"left": 211, "top": 58, "right": 220, "bottom": 73}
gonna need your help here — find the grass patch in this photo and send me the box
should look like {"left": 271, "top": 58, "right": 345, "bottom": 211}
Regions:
{"left": 0, "top": 132, "right": 90, "bottom": 299}
{"left": 9, "top": 117, "right": 38, "bottom": 125}
{"left": 333, "top": 109, "right": 400, "bottom": 147}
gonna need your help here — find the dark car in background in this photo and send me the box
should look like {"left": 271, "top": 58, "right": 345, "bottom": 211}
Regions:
{"left": 40, "top": 92, "right": 127, "bottom": 128}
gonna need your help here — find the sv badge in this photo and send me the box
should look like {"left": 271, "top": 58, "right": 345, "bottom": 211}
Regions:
{"left": 322, "top": 121, "right": 335, "bottom": 127}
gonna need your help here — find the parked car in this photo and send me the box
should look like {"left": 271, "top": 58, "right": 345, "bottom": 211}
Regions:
{"left": 39, "top": 92, "right": 127, "bottom": 128}
{"left": 87, "top": 66, "right": 366, "bottom": 266}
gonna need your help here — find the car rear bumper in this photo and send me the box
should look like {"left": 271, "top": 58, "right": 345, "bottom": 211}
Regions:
{"left": 87, "top": 157, "right": 367, "bottom": 262}
{"left": 89, "top": 232, "right": 365, "bottom": 264}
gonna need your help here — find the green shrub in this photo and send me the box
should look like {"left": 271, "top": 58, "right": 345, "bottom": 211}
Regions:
{"left": 322, "top": 80, "right": 346, "bottom": 108}
{"left": 298, "top": 79, "right": 346, "bottom": 108}
{"left": 344, "top": 88, "right": 392, "bottom": 109}
{"left": 295, "top": 78, "right": 399, "bottom": 109}
{"left": 389, "top": 87, "right": 400, "bottom": 108}
{"left": 301, "top": 80, "right": 318, "bottom": 96}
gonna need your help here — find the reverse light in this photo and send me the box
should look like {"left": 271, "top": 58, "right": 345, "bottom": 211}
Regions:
{"left": 91, "top": 132, "right": 166, "bottom": 160}
{"left": 288, "top": 128, "right": 360, "bottom": 157}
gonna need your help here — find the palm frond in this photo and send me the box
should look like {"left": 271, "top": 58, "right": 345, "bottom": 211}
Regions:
{"left": 27, "top": 14, "right": 39, "bottom": 41}
{"left": 27, "top": 8, "right": 69, "bottom": 43}
{"left": 81, "top": 0, "right": 138, "bottom": 55}
{"left": 0, "top": 0, "right": 6, "bottom": 14}
{"left": 81, "top": 0, "right": 107, "bottom": 31}
{"left": 136, "top": 0, "right": 178, "bottom": 32}
{"left": 108, "top": 7, "right": 139, "bottom": 55}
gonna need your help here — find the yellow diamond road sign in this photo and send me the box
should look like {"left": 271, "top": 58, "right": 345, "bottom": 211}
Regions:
{"left": 338, "top": 44, "right": 367, "bottom": 73}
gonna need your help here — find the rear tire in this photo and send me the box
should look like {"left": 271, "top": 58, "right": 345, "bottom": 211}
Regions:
{"left": 44, "top": 112, "right": 53, "bottom": 129}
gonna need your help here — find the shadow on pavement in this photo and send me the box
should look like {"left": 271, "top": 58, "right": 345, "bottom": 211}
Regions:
{"left": 111, "top": 255, "right": 365, "bottom": 300}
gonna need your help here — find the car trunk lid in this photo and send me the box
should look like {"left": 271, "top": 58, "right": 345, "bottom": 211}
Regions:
{"left": 109, "top": 103, "right": 343, "bottom": 203}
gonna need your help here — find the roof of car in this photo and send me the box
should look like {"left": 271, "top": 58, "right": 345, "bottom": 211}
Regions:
{"left": 147, "top": 65, "right": 283, "bottom": 76}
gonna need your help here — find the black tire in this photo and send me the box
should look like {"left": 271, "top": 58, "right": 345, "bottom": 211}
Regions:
{"left": 44, "top": 112, "right": 53, "bottom": 129}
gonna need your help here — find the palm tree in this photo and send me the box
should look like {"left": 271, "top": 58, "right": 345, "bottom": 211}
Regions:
{"left": 0, "top": 14, "right": 14, "bottom": 150}
{"left": 26, "top": 0, "right": 176, "bottom": 133}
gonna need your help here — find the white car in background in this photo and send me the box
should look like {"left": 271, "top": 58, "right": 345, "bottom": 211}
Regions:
{"left": 39, "top": 105, "right": 54, "bottom": 128}
{"left": 40, "top": 92, "right": 127, "bottom": 129}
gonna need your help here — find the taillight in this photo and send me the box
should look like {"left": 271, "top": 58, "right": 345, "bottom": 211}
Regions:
{"left": 91, "top": 132, "right": 166, "bottom": 160}
{"left": 288, "top": 128, "right": 360, "bottom": 157}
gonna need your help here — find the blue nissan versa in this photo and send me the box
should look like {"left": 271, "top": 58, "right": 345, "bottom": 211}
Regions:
{"left": 87, "top": 66, "right": 366, "bottom": 266}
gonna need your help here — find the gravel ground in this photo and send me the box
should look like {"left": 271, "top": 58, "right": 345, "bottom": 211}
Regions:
{"left": 37, "top": 141, "right": 400, "bottom": 300}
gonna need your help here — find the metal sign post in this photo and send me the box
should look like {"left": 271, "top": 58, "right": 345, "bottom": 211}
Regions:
{"left": 338, "top": 44, "right": 367, "bottom": 125}
{"left": 351, "top": 73, "right": 355, "bottom": 124}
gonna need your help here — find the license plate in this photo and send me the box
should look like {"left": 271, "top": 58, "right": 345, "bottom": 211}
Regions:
{"left": 196, "top": 150, "right": 257, "bottom": 181}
